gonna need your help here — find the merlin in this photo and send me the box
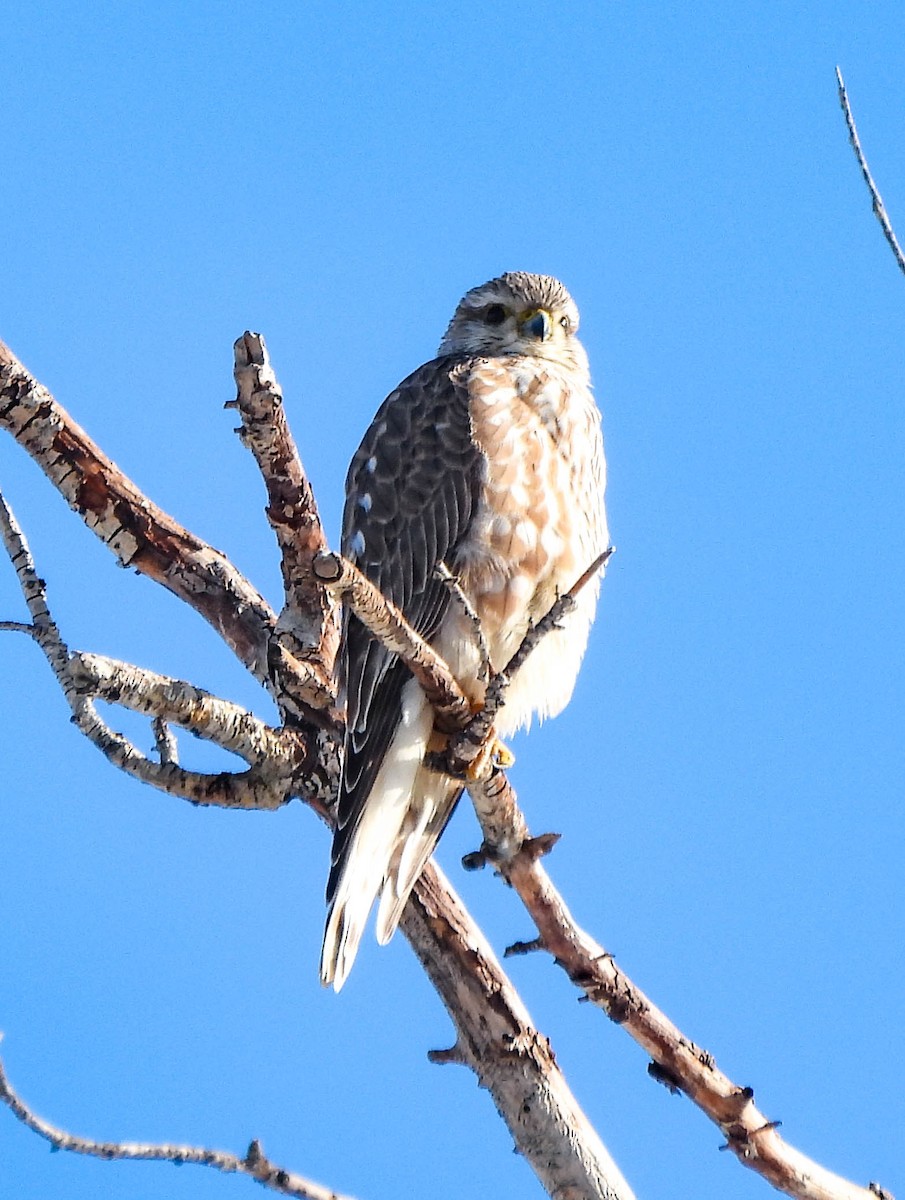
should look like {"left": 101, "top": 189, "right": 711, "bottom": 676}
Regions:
{"left": 321, "top": 272, "right": 608, "bottom": 989}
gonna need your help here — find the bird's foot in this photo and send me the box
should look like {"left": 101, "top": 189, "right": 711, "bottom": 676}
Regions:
{"left": 466, "top": 734, "right": 515, "bottom": 781}
{"left": 492, "top": 737, "right": 516, "bottom": 768}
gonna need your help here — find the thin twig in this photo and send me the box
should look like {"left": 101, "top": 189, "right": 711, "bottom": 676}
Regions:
{"left": 435, "top": 561, "right": 491, "bottom": 679}
{"left": 152, "top": 716, "right": 179, "bottom": 765}
{"left": 836, "top": 66, "right": 905, "bottom": 277}
{"left": 446, "top": 548, "right": 614, "bottom": 777}
{"left": 0, "top": 1047, "right": 354, "bottom": 1200}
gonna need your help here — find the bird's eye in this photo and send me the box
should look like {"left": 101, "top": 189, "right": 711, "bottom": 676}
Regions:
{"left": 560, "top": 316, "right": 572, "bottom": 332}
{"left": 485, "top": 304, "right": 507, "bottom": 326}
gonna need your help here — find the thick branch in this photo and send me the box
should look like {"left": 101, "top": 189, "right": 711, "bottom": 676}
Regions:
{"left": 404, "top": 863, "right": 635, "bottom": 1200}
{"left": 232, "top": 333, "right": 340, "bottom": 710}
{"left": 0, "top": 1049, "right": 353, "bottom": 1200}
{"left": 836, "top": 66, "right": 905, "bottom": 277}
{"left": 0, "top": 339, "right": 276, "bottom": 681}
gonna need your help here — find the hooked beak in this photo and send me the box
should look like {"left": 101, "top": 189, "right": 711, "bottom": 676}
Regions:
{"left": 520, "top": 308, "right": 552, "bottom": 341}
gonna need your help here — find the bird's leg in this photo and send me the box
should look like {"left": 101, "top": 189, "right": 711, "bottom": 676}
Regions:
{"left": 466, "top": 729, "right": 515, "bottom": 780}
{"left": 425, "top": 719, "right": 514, "bottom": 780}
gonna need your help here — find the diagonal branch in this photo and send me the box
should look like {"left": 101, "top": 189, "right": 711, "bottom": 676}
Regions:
{"left": 446, "top": 548, "right": 613, "bottom": 779}
{"left": 403, "top": 862, "right": 635, "bottom": 1200}
{"left": 320, "top": 539, "right": 887, "bottom": 1200}
{"left": 312, "top": 550, "right": 473, "bottom": 729}
{"left": 0, "top": 339, "right": 277, "bottom": 682}
{"left": 498, "top": 850, "right": 885, "bottom": 1200}
{"left": 0, "top": 1047, "right": 354, "bottom": 1200}
{"left": 835, "top": 66, "right": 905, "bottom": 278}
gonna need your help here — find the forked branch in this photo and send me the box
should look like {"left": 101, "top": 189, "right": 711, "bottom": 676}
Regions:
{"left": 333, "top": 532, "right": 888, "bottom": 1200}
{"left": 1, "top": 331, "right": 889, "bottom": 1200}
{"left": 0, "top": 334, "right": 635, "bottom": 1200}
{"left": 0, "top": 490, "right": 304, "bottom": 810}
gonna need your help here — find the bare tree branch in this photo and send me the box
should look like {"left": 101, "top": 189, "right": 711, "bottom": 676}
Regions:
{"left": 446, "top": 548, "right": 614, "bottom": 780}
{"left": 312, "top": 550, "right": 472, "bottom": 729}
{"left": 69, "top": 651, "right": 304, "bottom": 766}
{"left": 500, "top": 852, "right": 887, "bottom": 1200}
{"left": 305, "top": 525, "right": 888, "bottom": 1200}
{"left": 0, "top": 489, "right": 303, "bottom": 810}
{"left": 836, "top": 66, "right": 905, "bottom": 278}
{"left": 1, "top": 337, "right": 638, "bottom": 1200}
{"left": 0, "top": 1046, "right": 355, "bottom": 1200}
{"left": 0, "top": 340, "right": 279, "bottom": 681}
{"left": 6, "top": 330, "right": 891, "bottom": 1200}
{"left": 152, "top": 714, "right": 179, "bottom": 764}
{"left": 232, "top": 332, "right": 340, "bottom": 715}
{"left": 403, "top": 863, "right": 635, "bottom": 1200}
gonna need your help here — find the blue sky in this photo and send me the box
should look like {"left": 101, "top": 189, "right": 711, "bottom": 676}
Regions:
{"left": 2, "top": 3, "right": 904, "bottom": 1198}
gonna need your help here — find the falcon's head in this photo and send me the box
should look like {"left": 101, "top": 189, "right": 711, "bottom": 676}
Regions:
{"left": 438, "top": 272, "right": 588, "bottom": 375}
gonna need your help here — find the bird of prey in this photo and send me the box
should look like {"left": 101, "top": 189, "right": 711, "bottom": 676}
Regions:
{"left": 320, "top": 271, "right": 608, "bottom": 990}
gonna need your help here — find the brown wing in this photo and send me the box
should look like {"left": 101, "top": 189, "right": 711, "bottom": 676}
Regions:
{"left": 326, "top": 358, "right": 485, "bottom": 903}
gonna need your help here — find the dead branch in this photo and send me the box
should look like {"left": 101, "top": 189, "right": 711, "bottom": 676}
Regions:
{"left": 403, "top": 862, "right": 634, "bottom": 1200}
{"left": 499, "top": 853, "right": 884, "bottom": 1200}
{"left": 69, "top": 651, "right": 304, "bottom": 766}
{"left": 4, "top": 331, "right": 889, "bottom": 1200}
{"left": 0, "top": 1047, "right": 353, "bottom": 1200}
{"left": 312, "top": 528, "right": 887, "bottom": 1200}
{"left": 152, "top": 714, "right": 179, "bottom": 764}
{"left": 1, "top": 337, "right": 636, "bottom": 1200}
{"left": 0, "top": 339, "right": 277, "bottom": 681}
{"left": 836, "top": 66, "right": 905, "bottom": 277}
{"left": 232, "top": 332, "right": 340, "bottom": 712}
{"left": 0, "top": 489, "right": 302, "bottom": 810}
{"left": 445, "top": 549, "right": 613, "bottom": 779}
{"left": 312, "top": 550, "right": 472, "bottom": 729}
{"left": 435, "top": 561, "right": 492, "bottom": 677}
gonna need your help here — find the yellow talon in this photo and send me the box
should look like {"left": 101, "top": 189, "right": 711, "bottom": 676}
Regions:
{"left": 492, "top": 739, "right": 515, "bottom": 768}
{"left": 465, "top": 734, "right": 515, "bottom": 781}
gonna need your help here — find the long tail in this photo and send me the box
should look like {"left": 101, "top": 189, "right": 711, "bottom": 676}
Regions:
{"left": 320, "top": 690, "right": 460, "bottom": 991}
